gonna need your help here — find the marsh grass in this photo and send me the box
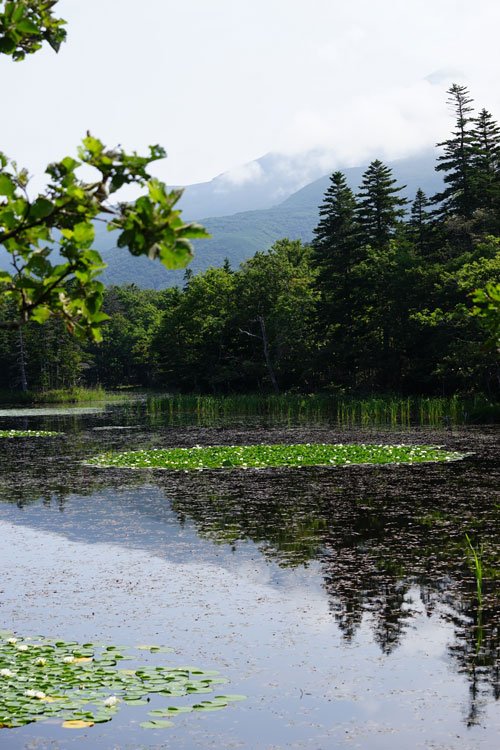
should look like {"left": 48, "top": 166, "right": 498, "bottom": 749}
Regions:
{"left": 466, "top": 533, "right": 484, "bottom": 609}
{"left": 145, "top": 393, "right": 499, "bottom": 426}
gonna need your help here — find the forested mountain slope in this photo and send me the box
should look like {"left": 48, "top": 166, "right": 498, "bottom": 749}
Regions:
{"left": 96, "top": 152, "right": 442, "bottom": 289}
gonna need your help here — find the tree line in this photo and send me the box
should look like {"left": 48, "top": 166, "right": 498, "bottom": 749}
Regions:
{"left": 1, "top": 83, "right": 500, "bottom": 397}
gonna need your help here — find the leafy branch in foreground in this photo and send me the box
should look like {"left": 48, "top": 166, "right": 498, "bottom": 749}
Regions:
{"left": 0, "top": 135, "right": 209, "bottom": 340}
{"left": 1, "top": 2, "right": 208, "bottom": 341}
{"left": 0, "top": 0, "right": 66, "bottom": 60}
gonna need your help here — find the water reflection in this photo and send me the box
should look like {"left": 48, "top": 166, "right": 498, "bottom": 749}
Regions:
{"left": 1, "top": 404, "right": 500, "bottom": 740}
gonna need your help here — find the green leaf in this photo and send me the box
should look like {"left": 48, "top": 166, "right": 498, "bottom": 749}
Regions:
{"left": 0, "top": 174, "right": 15, "bottom": 197}
{"left": 179, "top": 223, "right": 211, "bottom": 240}
{"left": 16, "top": 19, "right": 40, "bottom": 34}
{"left": 0, "top": 270, "right": 12, "bottom": 283}
{"left": 73, "top": 222, "right": 95, "bottom": 246}
{"left": 0, "top": 35, "right": 17, "bottom": 54}
{"left": 11, "top": 3, "right": 25, "bottom": 22}
{"left": 29, "top": 197, "right": 54, "bottom": 220}
{"left": 81, "top": 136, "right": 104, "bottom": 158}
{"left": 30, "top": 307, "right": 52, "bottom": 324}
{"left": 60, "top": 156, "right": 80, "bottom": 173}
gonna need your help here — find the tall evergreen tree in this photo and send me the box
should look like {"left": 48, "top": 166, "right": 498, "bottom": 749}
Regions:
{"left": 433, "top": 84, "right": 475, "bottom": 219}
{"left": 409, "top": 188, "right": 431, "bottom": 255}
{"left": 356, "top": 160, "right": 408, "bottom": 248}
{"left": 471, "top": 108, "right": 500, "bottom": 218}
{"left": 312, "top": 171, "right": 360, "bottom": 386}
{"left": 312, "top": 171, "right": 358, "bottom": 293}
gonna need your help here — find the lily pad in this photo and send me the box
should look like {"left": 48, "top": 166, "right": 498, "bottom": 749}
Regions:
{"left": 0, "top": 632, "right": 244, "bottom": 731}
{"left": 86, "top": 443, "right": 467, "bottom": 471}
{"left": 215, "top": 694, "right": 247, "bottom": 701}
{"left": 193, "top": 700, "right": 227, "bottom": 711}
{"left": 140, "top": 719, "right": 174, "bottom": 729}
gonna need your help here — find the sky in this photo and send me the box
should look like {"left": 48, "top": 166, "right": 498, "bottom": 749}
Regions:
{"left": 2, "top": 0, "right": 500, "bottom": 191}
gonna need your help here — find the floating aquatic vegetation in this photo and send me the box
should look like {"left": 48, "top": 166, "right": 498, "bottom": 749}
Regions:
{"left": 0, "top": 430, "right": 60, "bottom": 438}
{"left": 0, "top": 631, "right": 242, "bottom": 730}
{"left": 85, "top": 443, "right": 467, "bottom": 470}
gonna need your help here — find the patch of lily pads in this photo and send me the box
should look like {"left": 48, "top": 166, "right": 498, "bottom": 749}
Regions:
{"left": 0, "top": 430, "right": 60, "bottom": 438}
{"left": 0, "top": 631, "right": 244, "bottom": 730}
{"left": 85, "top": 443, "right": 467, "bottom": 471}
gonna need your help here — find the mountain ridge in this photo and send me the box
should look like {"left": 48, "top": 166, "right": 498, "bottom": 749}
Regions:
{"left": 0, "top": 151, "right": 443, "bottom": 289}
{"left": 96, "top": 150, "right": 443, "bottom": 288}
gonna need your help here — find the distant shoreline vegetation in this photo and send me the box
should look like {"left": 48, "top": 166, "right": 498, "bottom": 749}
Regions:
{"left": 0, "top": 387, "right": 124, "bottom": 406}
{"left": 85, "top": 443, "right": 467, "bottom": 471}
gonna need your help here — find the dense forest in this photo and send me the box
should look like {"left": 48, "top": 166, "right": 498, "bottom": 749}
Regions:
{"left": 1, "top": 84, "right": 500, "bottom": 398}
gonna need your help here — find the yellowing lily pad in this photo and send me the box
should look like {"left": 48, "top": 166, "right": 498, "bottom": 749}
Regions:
{"left": 62, "top": 719, "right": 95, "bottom": 729}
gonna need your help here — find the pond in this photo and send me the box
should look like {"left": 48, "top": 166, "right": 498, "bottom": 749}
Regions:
{"left": 1, "top": 401, "right": 500, "bottom": 749}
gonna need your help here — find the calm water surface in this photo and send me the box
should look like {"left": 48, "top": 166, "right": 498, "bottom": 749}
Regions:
{"left": 1, "top": 402, "right": 500, "bottom": 749}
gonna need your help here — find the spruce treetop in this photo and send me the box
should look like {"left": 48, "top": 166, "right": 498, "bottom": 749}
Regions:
{"left": 356, "top": 159, "right": 408, "bottom": 248}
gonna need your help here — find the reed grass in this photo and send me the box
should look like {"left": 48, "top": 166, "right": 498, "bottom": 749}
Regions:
{"left": 466, "top": 533, "right": 484, "bottom": 609}
{"left": 145, "top": 393, "right": 500, "bottom": 426}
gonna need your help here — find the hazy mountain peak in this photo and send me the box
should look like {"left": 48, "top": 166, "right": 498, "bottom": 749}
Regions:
{"left": 177, "top": 149, "right": 342, "bottom": 220}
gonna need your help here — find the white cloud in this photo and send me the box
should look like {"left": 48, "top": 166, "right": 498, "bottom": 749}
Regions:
{"left": 277, "top": 78, "right": 452, "bottom": 168}
{"left": 217, "top": 160, "right": 264, "bottom": 187}
{"left": 1, "top": 0, "right": 500, "bottom": 187}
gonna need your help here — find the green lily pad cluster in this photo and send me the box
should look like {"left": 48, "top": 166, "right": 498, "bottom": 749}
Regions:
{"left": 85, "top": 443, "right": 466, "bottom": 471}
{"left": 0, "top": 429, "right": 60, "bottom": 438}
{"left": 0, "top": 631, "right": 244, "bottom": 730}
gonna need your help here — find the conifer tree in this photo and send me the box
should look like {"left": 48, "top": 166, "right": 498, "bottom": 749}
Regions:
{"left": 311, "top": 172, "right": 360, "bottom": 386}
{"left": 433, "top": 84, "right": 476, "bottom": 219}
{"left": 409, "top": 188, "right": 431, "bottom": 255}
{"left": 471, "top": 108, "right": 500, "bottom": 217}
{"left": 356, "top": 160, "right": 408, "bottom": 248}
{"left": 312, "top": 171, "right": 358, "bottom": 294}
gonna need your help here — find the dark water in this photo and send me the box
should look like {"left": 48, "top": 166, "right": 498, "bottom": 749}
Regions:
{"left": 1, "top": 402, "right": 500, "bottom": 749}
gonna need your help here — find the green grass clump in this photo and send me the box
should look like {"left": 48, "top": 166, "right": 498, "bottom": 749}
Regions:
{"left": 86, "top": 443, "right": 466, "bottom": 471}
{"left": 0, "top": 429, "right": 60, "bottom": 438}
{"left": 0, "top": 387, "right": 122, "bottom": 405}
{"left": 0, "top": 630, "right": 242, "bottom": 730}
